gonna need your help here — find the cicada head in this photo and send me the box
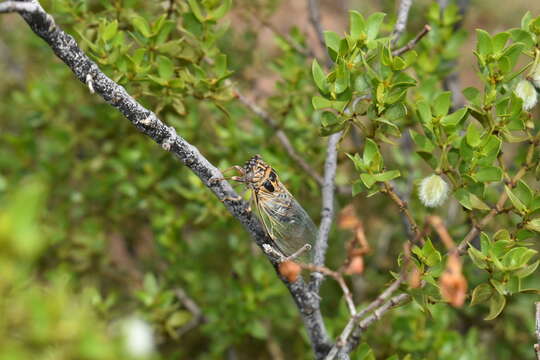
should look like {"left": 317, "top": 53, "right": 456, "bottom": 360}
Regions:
{"left": 242, "top": 155, "right": 280, "bottom": 194}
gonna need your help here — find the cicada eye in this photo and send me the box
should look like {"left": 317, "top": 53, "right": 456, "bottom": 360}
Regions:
{"left": 263, "top": 180, "right": 275, "bottom": 192}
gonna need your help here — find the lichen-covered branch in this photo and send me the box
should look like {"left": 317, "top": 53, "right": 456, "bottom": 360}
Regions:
{"left": 391, "top": 0, "right": 413, "bottom": 45}
{"left": 0, "top": 1, "right": 332, "bottom": 357}
{"left": 310, "top": 132, "right": 340, "bottom": 291}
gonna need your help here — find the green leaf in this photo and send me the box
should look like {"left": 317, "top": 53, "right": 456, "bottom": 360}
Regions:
{"left": 360, "top": 173, "right": 376, "bottom": 188}
{"left": 208, "top": 0, "right": 231, "bottom": 20}
{"left": 102, "top": 20, "right": 118, "bottom": 41}
{"left": 514, "top": 180, "right": 533, "bottom": 207}
{"left": 433, "top": 92, "right": 452, "bottom": 117}
{"left": 312, "top": 60, "right": 327, "bottom": 93}
{"left": 372, "top": 170, "right": 400, "bottom": 182}
{"left": 454, "top": 189, "right": 490, "bottom": 211}
{"left": 513, "top": 260, "right": 539, "bottom": 278}
{"left": 473, "top": 166, "right": 502, "bottom": 182}
{"left": 349, "top": 11, "right": 365, "bottom": 39}
{"left": 157, "top": 55, "right": 174, "bottom": 80}
{"left": 416, "top": 101, "right": 432, "bottom": 125}
{"left": 335, "top": 62, "right": 350, "bottom": 94}
{"left": 187, "top": 0, "right": 205, "bottom": 22}
{"left": 505, "top": 186, "right": 528, "bottom": 214}
{"left": 366, "top": 13, "right": 385, "bottom": 40}
{"left": 468, "top": 246, "right": 488, "bottom": 269}
{"left": 323, "top": 31, "right": 341, "bottom": 52}
{"left": 410, "top": 129, "right": 435, "bottom": 153}
{"left": 470, "top": 283, "right": 493, "bottom": 306}
{"left": 312, "top": 96, "right": 333, "bottom": 110}
{"left": 525, "top": 218, "right": 540, "bottom": 233}
{"left": 441, "top": 107, "right": 467, "bottom": 127}
{"left": 131, "top": 15, "right": 151, "bottom": 37}
{"left": 363, "top": 139, "right": 380, "bottom": 167}
{"left": 501, "top": 247, "right": 537, "bottom": 270}
{"left": 484, "top": 291, "right": 506, "bottom": 320}
{"left": 492, "top": 31, "right": 510, "bottom": 53}
{"left": 413, "top": 239, "right": 441, "bottom": 267}
{"left": 476, "top": 29, "right": 493, "bottom": 56}
{"left": 466, "top": 122, "right": 482, "bottom": 147}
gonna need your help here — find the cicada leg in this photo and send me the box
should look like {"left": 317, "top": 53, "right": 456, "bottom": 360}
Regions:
{"left": 210, "top": 165, "right": 246, "bottom": 185}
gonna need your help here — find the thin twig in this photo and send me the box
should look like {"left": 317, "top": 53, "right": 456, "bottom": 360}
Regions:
{"left": 391, "top": 0, "right": 413, "bottom": 45}
{"left": 303, "top": 264, "right": 356, "bottom": 316}
{"left": 174, "top": 287, "right": 206, "bottom": 336}
{"left": 311, "top": 132, "right": 341, "bottom": 291}
{"left": 324, "top": 277, "right": 406, "bottom": 360}
{"left": 392, "top": 24, "right": 431, "bottom": 57}
{"left": 307, "top": 0, "right": 332, "bottom": 68}
{"left": 381, "top": 181, "right": 421, "bottom": 240}
{"left": 242, "top": 9, "right": 313, "bottom": 57}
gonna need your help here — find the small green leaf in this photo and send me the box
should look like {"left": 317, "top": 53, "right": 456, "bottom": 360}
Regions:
{"left": 416, "top": 101, "right": 432, "bottom": 125}
{"left": 468, "top": 246, "right": 488, "bottom": 269}
{"left": 441, "top": 107, "right": 468, "bottom": 127}
{"left": 476, "top": 29, "right": 493, "bottom": 56}
{"left": 102, "top": 20, "right": 118, "bottom": 41}
{"left": 335, "top": 62, "right": 350, "bottom": 94}
{"left": 323, "top": 31, "right": 341, "bottom": 52}
{"left": 473, "top": 166, "right": 502, "bottom": 182}
{"left": 505, "top": 186, "right": 528, "bottom": 214}
{"left": 484, "top": 291, "right": 506, "bottom": 320}
{"left": 470, "top": 283, "right": 493, "bottom": 306}
{"left": 363, "top": 139, "right": 380, "bottom": 167}
{"left": 366, "top": 13, "right": 386, "bottom": 40}
{"left": 131, "top": 15, "right": 151, "bottom": 37}
{"left": 513, "top": 260, "right": 539, "bottom": 278}
{"left": 372, "top": 170, "right": 400, "bottom": 182}
{"left": 157, "top": 55, "right": 174, "bottom": 80}
{"left": 466, "top": 122, "right": 482, "bottom": 147}
{"left": 187, "top": 0, "right": 205, "bottom": 22}
{"left": 349, "top": 11, "right": 365, "bottom": 39}
{"left": 360, "top": 173, "right": 376, "bottom": 188}
{"left": 312, "top": 96, "right": 333, "bottom": 110}
{"left": 433, "top": 92, "right": 452, "bottom": 117}
{"left": 501, "top": 247, "right": 537, "bottom": 270}
{"left": 312, "top": 60, "right": 327, "bottom": 93}
{"left": 525, "top": 218, "right": 540, "bottom": 233}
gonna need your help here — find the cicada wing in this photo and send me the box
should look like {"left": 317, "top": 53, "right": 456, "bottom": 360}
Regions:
{"left": 256, "top": 189, "right": 317, "bottom": 263}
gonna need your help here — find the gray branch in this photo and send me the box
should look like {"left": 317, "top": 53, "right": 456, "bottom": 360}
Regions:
{"left": 310, "top": 132, "right": 340, "bottom": 293}
{"left": 307, "top": 0, "right": 332, "bottom": 68}
{"left": 1, "top": 0, "right": 332, "bottom": 358}
{"left": 535, "top": 302, "right": 540, "bottom": 360}
{"left": 391, "top": 0, "right": 413, "bottom": 45}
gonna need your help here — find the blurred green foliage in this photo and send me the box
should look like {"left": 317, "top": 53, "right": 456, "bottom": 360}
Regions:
{"left": 1, "top": 0, "right": 540, "bottom": 359}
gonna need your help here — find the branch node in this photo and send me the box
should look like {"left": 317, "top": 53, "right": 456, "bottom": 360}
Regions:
{"left": 161, "top": 126, "right": 177, "bottom": 151}
{"left": 140, "top": 113, "right": 157, "bottom": 126}
{"left": 85, "top": 73, "right": 95, "bottom": 94}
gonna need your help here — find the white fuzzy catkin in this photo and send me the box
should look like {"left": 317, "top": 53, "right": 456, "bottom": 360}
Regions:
{"left": 515, "top": 79, "right": 538, "bottom": 111}
{"left": 419, "top": 174, "right": 449, "bottom": 208}
{"left": 530, "top": 63, "right": 540, "bottom": 89}
{"left": 121, "top": 317, "right": 155, "bottom": 358}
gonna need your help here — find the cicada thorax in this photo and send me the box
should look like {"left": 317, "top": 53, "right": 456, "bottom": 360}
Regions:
{"left": 237, "top": 155, "right": 317, "bottom": 263}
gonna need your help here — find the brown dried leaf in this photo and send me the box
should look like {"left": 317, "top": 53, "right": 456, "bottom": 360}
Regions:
{"left": 278, "top": 261, "right": 301, "bottom": 282}
{"left": 338, "top": 204, "right": 361, "bottom": 230}
{"left": 345, "top": 256, "right": 364, "bottom": 275}
{"left": 439, "top": 254, "right": 468, "bottom": 307}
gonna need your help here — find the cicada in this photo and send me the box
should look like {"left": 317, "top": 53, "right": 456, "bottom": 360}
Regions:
{"left": 227, "top": 155, "right": 317, "bottom": 263}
